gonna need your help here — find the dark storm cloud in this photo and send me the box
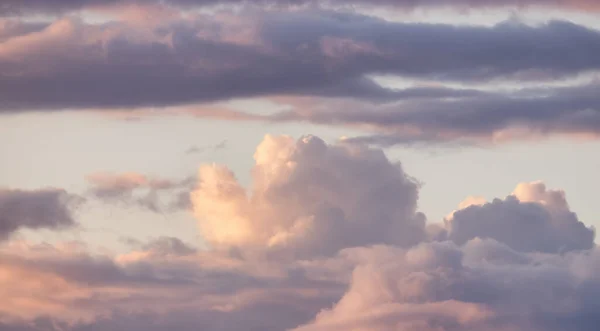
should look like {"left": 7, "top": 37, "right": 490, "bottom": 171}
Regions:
{"left": 0, "top": 189, "right": 81, "bottom": 240}
{"left": 1, "top": 12, "right": 600, "bottom": 112}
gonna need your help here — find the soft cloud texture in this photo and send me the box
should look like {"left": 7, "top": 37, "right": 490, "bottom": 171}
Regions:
{"left": 3, "top": 0, "right": 600, "bottom": 328}
{"left": 1, "top": 9, "right": 599, "bottom": 144}
{"left": 86, "top": 172, "right": 194, "bottom": 212}
{"left": 1, "top": 6, "right": 600, "bottom": 144}
{"left": 192, "top": 134, "right": 425, "bottom": 258}
{"left": 1, "top": 12, "right": 600, "bottom": 112}
{"left": 1, "top": 134, "right": 600, "bottom": 331}
{"left": 3, "top": 0, "right": 600, "bottom": 16}
{"left": 0, "top": 189, "right": 81, "bottom": 241}
{"left": 443, "top": 181, "right": 596, "bottom": 253}
{"left": 276, "top": 80, "right": 600, "bottom": 146}
{"left": 294, "top": 240, "right": 600, "bottom": 331}
{"left": 0, "top": 238, "right": 346, "bottom": 331}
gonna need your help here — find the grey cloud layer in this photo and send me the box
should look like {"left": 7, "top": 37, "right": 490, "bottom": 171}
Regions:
{"left": 1, "top": 13, "right": 600, "bottom": 112}
{"left": 283, "top": 81, "right": 600, "bottom": 145}
{"left": 0, "top": 237, "right": 346, "bottom": 331}
{"left": 0, "top": 189, "right": 81, "bottom": 240}
{"left": 2, "top": 0, "right": 600, "bottom": 16}
{"left": 191, "top": 135, "right": 425, "bottom": 259}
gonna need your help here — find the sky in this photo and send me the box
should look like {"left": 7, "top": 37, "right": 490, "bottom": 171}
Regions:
{"left": 1, "top": 1, "right": 600, "bottom": 330}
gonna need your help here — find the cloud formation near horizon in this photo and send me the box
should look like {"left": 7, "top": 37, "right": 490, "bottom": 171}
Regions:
{"left": 3, "top": 0, "right": 600, "bottom": 328}
{"left": 1, "top": 135, "right": 599, "bottom": 331}
{"left": 85, "top": 172, "right": 194, "bottom": 212}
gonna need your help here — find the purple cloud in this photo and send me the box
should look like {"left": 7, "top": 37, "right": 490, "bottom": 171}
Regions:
{"left": 0, "top": 188, "right": 81, "bottom": 240}
{"left": 1, "top": 13, "right": 599, "bottom": 113}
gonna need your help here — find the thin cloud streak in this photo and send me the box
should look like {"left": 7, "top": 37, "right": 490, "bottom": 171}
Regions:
{"left": 2, "top": 0, "right": 600, "bottom": 16}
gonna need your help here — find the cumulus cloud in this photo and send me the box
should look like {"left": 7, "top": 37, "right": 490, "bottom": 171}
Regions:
{"left": 2, "top": 135, "right": 600, "bottom": 331}
{"left": 191, "top": 134, "right": 426, "bottom": 258}
{"left": 294, "top": 240, "right": 600, "bottom": 331}
{"left": 85, "top": 172, "right": 194, "bottom": 212}
{"left": 444, "top": 181, "right": 595, "bottom": 253}
{"left": 0, "top": 189, "right": 81, "bottom": 241}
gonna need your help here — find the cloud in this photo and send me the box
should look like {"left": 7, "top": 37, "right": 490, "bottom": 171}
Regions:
{"left": 3, "top": 0, "right": 600, "bottom": 17}
{"left": 123, "top": 236, "right": 198, "bottom": 256}
{"left": 444, "top": 181, "right": 595, "bottom": 253}
{"left": 1, "top": 12, "right": 600, "bottom": 112}
{"left": 85, "top": 172, "right": 194, "bottom": 213}
{"left": 294, "top": 240, "right": 600, "bottom": 331}
{"left": 282, "top": 80, "right": 600, "bottom": 146}
{"left": 0, "top": 239, "right": 346, "bottom": 330}
{"left": 191, "top": 134, "right": 426, "bottom": 258}
{"left": 0, "top": 19, "right": 48, "bottom": 41}
{"left": 0, "top": 189, "right": 81, "bottom": 241}
{"left": 2, "top": 134, "right": 600, "bottom": 331}
{"left": 186, "top": 140, "right": 228, "bottom": 154}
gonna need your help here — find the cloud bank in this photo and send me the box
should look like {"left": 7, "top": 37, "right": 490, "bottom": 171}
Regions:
{"left": 1, "top": 12, "right": 599, "bottom": 111}
{"left": 294, "top": 239, "right": 600, "bottom": 331}
{"left": 1, "top": 7, "right": 599, "bottom": 144}
{"left": 2, "top": 135, "right": 599, "bottom": 331}
{"left": 1, "top": 2, "right": 600, "bottom": 145}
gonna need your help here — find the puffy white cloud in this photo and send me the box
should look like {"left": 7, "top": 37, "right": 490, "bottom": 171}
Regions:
{"left": 191, "top": 134, "right": 426, "bottom": 258}
{"left": 444, "top": 181, "right": 595, "bottom": 253}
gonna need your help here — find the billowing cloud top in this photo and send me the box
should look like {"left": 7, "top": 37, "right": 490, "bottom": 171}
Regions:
{"left": 2, "top": 134, "right": 598, "bottom": 331}
{"left": 2, "top": 0, "right": 600, "bottom": 327}
{"left": 445, "top": 181, "right": 595, "bottom": 253}
{"left": 192, "top": 135, "right": 425, "bottom": 258}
